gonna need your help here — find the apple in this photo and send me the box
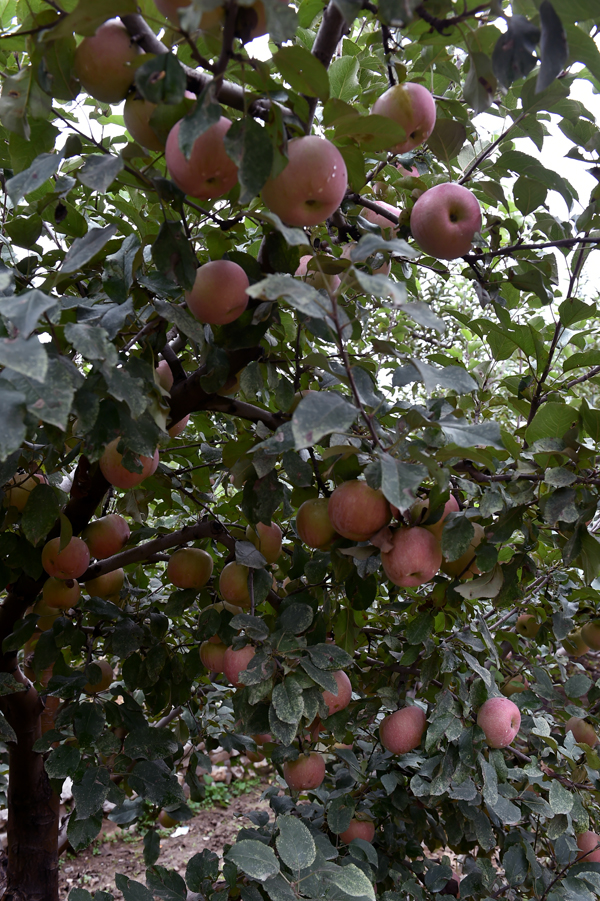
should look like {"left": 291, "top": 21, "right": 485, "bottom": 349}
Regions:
{"left": 577, "top": 832, "right": 600, "bottom": 863}
{"left": 185, "top": 259, "right": 249, "bottom": 325}
{"left": 261, "top": 135, "right": 348, "bottom": 228}
{"left": 223, "top": 645, "right": 256, "bottom": 687}
{"left": 566, "top": 717, "right": 598, "bottom": 746}
{"left": 380, "top": 706, "right": 426, "bottom": 754}
{"left": 82, "top": 514, "right": 130, "bottom": 560}
{"left": 411, "top": 496, "right": 460, "bottom": 542}
{"left": 296, "top": 498, "right": 337, "bottom": 549}
{"left": 515, "top": 614, "right": 540, "bottom": 638}
{"left": 123, "top": 95, "right": 165, "bottom": 152}
{"left": 245, "top": 522, "right": 282, "bottom": 564}
{"left": 199, "top": 639, "right": 228, "bottom": 672}
{"left": 581, "top": 620, "right": 600, "bottom": 650}
{"left": 443, "top": 873, "right": 461, "bottom": 898}
{"left": 30, "top": 600, "right": 61, "bottom": 631}
{"left": 328, "top": 480, "right": 391, "bottom": 542}
{"left": 85, "top": 568, "right": 124, "bottom": 599}
{"left": 158, "top": 809, "right": 178, "bottom": 829}
{"left": 410, "top": 183, "right": 482, "bottom": 260}
{"left": 503, "top": 675, "right": 528, "bottom": 697}
{"left": 360, "top": 201, "right": 400, "bottom": 232}
{"left": 42, "top": 577, "right": 80, "bottom": 610}
{"left": 219, "top": 562, "right": 251, "bottom": 607}
{"left": 252, "top": 732, "right": 272, "bottom": 745}
{"left": 74, "top": 20, "right": 140, "bottom": 104}
{"left": 165, "top": 118, "right": 238, "bottom": 200}
{"left": 381, "top": 527, "right": 442, "bottom": 587}
{"left": 168, "top": 415, "right": 190, "bottom": 438}
{"left": 42, "top": 537, "right": 90, "bottom": 580}
{"left": 154, "top": 0, "right": 266, "bottom": 36}
{"left": 563, "top": 631, "right": 589, "bottom": 657}
{"left": 322, "top": 670, "right": 352, "bottom": 716}
{"left": 371, "top": 82, "right": 436, "bottom": 153}
{"left": 477, "top": 697, "right": 521, "bottom": 748}
{"left": 4, "top": 472, "right": 46, "bottom": 512}
{"left": 84, "top": 659, "right": 114, "bottom": 694}
{"left": 283, "top": 752, "right": 326, "bottom": 791}
{"left": 295, "top": 255, "right": 341, "bottom": 292}
{"left": 441, "top": 523, "right": 485, "bottom": 580}
{"left": 156, "top": 360, "right": 174, "bottom": 393}
{"left": 339, "top": 817, "right": 375, "bottom": 844}
{"left": 100, "top": 439, "right": 159, "bottom": 490}
{"left": 167, "top": 547, "right": 213, "bottom": 588}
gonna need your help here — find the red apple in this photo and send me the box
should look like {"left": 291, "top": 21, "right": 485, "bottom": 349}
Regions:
{"left": 42, "top": 537, "right": 90, "bottom": 580}
{"left": 380, "top": 706, "right": 426, "bottom": 754}
{"left": 223, "top": 645, "right": 256, "bottom": 687}
{"left": 82, "top": 514, "right": 130, "bottom": 560}
{"left": 577, "top": 832, "right": 600, "bottom": 863}
{"left": 168, "top": 415, "right": 190, "bottom": 438}
{"left": 283, "top": 752, "right": 326, "bottom": 791}
{"left": 42, "top": 577, "right": 80, "bottom": 610}
{"left": 339, "top": 817, "right": 375, "bottom": 844}
{"left": 371, "top": 82, "right": 436, "bottom": 153}
{"left": 167, "top": 547, "right": 213, "bottom": 589}
{"left": 74, "top": 20, "right": 140, "bottom": 104}
{"left": 219, "top": 562, "right": 251, "bottom": 607}
{"left": 261, "top": 135, "right": 348, "bottom": 228}
{"left": 322, "top": 670, "right": 352, "bottom": 716}
{"left": 185, "top": 260, "right": 249, "bottom": 325}
{"left": 381, "top": 527, "right": 442, "bottom": 587}
{"left": 200, "top": 639, "right": 228, "bottom": 672}
{"left": 295, "top": 255, "right": 341, "bottom": 292}
{"left": 410, "top": 183, "right": 482, "bottom": 260}
{"left": 165, "top": 118, "right": 238, "bottom": 200}
{"left": 99, "top": 439, "right": 159, "bottom": 490}
{"left": 566, "top": 717, "right": 598, "bottom": 746}
{"left": 296, "top": 498, "right": 337, "bottom": 549}
{"left": 477, "top": 697, "right": 521, "bottom": 748}
{"left": 245, "top": 522, "right": 282, "bottom": 564}
{"left": 85, "top": 568, "right": 124, "bottom": 599}
{"left": 328, "top": 480, "right": 391, "bottom": 542}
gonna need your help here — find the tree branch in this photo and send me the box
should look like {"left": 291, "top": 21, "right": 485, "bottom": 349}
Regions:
{"left": 463, "top": 236, "right": 600, "bottom": 261}
{"left": 306, "top": 1, "right": 349, "bottom": 130}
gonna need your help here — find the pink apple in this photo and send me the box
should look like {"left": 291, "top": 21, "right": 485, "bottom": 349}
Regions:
{"left": 246, "top": 522, "right": 282, "bottom": 564}
{"left": 339, "top": 817, "right": 375, "bottom": 844}
{"left": 74, "top": 20, "right": 140, "bottom": 104}
{"left": 295, "top": 255, "right": 341, "bottom": 292}
{"left": 411, "top": 496, "right": 460, "bottom": 542}
{"left": 566, "top": 717, "right": 598, "bottom": 746}
{"left": 42, "top": 537, "right": 90, "bottom": 580}
{"left": 261, "top": 135, "right": 348, "bottom": 228}
{"left": 381, "top": 527, "right": 442, "bottom": 587}
{"left": 186, "top": 260, "right": 249, "bottom": 325}
{"left": 156, "top": 360, "right": 174, "bottom": 392}
{"left": 283, "top": 752, "right": 326, "bottom": 791}
{"left": 100, "top": 439, "right": 159, "bottom": 490}
{"left": 168, "top": 415, "right": 190, "bottom": 437}
{"left": 477, "top": 697, "right": 521, "bottom": 748}
{"left": 380, "top": 706, "right": 426, "bottom": 754}
{"left": 296, "top": 498, "right": 338, "bottom": 549}
{"left": 322, "top": 670, "right": 352, "bottom": 716}
{"left": 410, "top": 183, "right": 482, "bottom": 260}
{"left": 328, "top": 480, "right": 391, "bottom": 542}
{"left": 577, "top": 832, "right": 600, "bottom": 863}
{"left": 219, "top": 562, "right": 251, "bottom": 607}
{"left": 123, "top": 95, "right": 165, "bottom": 152}
{"left": 361, "top": 201, "right": 400, "bottom": 232}
{"left": 165, "top": 118, "right": 238, "bottom": 200}
{"left": 223, "top": 645, "right": 256, "bottom": 687}
{"left": 371, "top": 82, "right": 436, "bottom": 153}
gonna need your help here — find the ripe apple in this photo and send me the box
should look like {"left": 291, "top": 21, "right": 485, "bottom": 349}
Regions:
{"left": 165, "top": 118, "right": 238, "bottom": 200}
{"left": 411, "top": 496, "right": 460, "bottom": 542}
{"left": 295, "top": 255, "right": 341, "bottom": 292}
{"left": 503, "top": 675, "right": 528, "bottom": 697}
{"left": 158, "top": 809, "right": 178, "bottom": 829}
{"left": 328, "top": 480, "right": 391, "bottom": 542}
{"left": 283, "top": 751, "right": 326, "bottom": 791}
{"left": 186, "top": 260, "right": 249, "bottom": 325}
{"left": 566, "top": 717, "right": 598, "bottom": 746}
{"left": 245, "top": 522, "right": 282, "bottom": 564}
{"left": 42, "top": 577, "right": 80, "bottom": 610}
{"left": 515, "top": 614, "right": 540, "bottom": 638}
{"left": 581, "top": 620, "right": 600, "bottom": 650}
{"left": 223, "top": 645, "right": 256, "bottom": 687}
{"left": 477, "top": 697, "right": 521, "bottom": 748}
{"left": 339, "top": 816, "right": 375, "bottom": 844}
{"left": 123, "top": 95, "right": 165, "bottom": 152}
{"left": 219, "top": 562, "right": 251, "bottom": 607}
{"left": 441, "top": 523, "right": 485, "bottom": 580}
{"left": 42, "top": 537, "right": 90, "bottom": 580}
{"left": 296, "top": 498, "right": 337, "bottom": 549}
{"left": 156, "top": 360, "right": 174, "bottom": 393}
{"left": 168, "top": 415, "right": 190, "bottom": 438}
{"left": 380, "top": 706, "right": 426, "bottom": 754}
{"left": 577, "top": 832, "right": 600, "bottom": 863}
{"left": 167, "top": 547, "right": 213, "bottom": 588}
{"left": 261, "top": 135, "right": 348, "bottom": 228}
{"left": 84, "top": 659, "right": 114, "bottom": 694}
{"left": 410, "top": 183, "right": 482, "bottom": 260}
{"left": 252, "top": 732, "right": 272, "bottom": 745}
{"left": 381, "top": 527, "right": 442, "bottom": 587}
{"left": 82, "top": 514, "right": 130, "bottom": 560}
{"left": 85, "top": 568, "right": 124, "bottom": 599}
{"left": 563, "top": 630, "right": 589, "bottom": 657}
{"left": 371, "top": 82, "right": 436, "bottom": 153}
{"left": 199, "top": 639, "right": 228, "bottom": 672}
{"left": 100, "top": 439, "right": 159, "bottom": 490}
{"left": 4, "top": 472, "right": 46, "bottom": 512}
{"left": 360, "top": 201, "right": 400, "bottom": 232}
{"left": 74, "top": 20, "right": 140, "bottom": 104}
{"left": 322, "top": 670, "right": 352, "bottom": 716}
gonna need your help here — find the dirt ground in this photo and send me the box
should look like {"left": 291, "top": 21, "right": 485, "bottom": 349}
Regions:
{"left": 59, "top": 787, "right": 272, "bottom": 899}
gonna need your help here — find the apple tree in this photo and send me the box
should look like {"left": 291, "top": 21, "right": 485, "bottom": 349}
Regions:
{"left": 0, "top": 1, "right": 600, "bottom": 900}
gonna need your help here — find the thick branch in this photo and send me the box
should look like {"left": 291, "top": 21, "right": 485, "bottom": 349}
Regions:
{"left": 306, "top": 2, "right": 349, "bottom": 130}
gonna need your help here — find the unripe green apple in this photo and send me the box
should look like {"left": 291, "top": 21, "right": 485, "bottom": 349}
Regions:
{"left": 85, "top": 568, "right": 124, "bottom": 599}
{"left": 99, "top": 439, "right": 159, "bottom": 490}
{"left": 167, "top": 547, "right": 213, "bottom": 589}
{"left": 563, "top": 630, "right": 589, "bottom": 657}
{"left": 82, "top": 514, "right": 130, "bottom": 560}
{"left": 4, "top": 472, "right": 46, "bottom": 511}
{"left": 515, "top": 614, "right": 540, "bottom": 638}
{"left": 328, "top": 480, "right": 391, "bottom": 542}
{"left": 42, "top": 537, "right": 90, "bottom": 580}
{"left": 581, "top": 620, "right": 600, "bottom": 650}
{"left": 296, "top": 498, "right": 337, "bottom": 549}
{"left": 158, "top": 809, "right": 178, "bottom": 829}
{"left": 245, "top": 522, "right": 282, "bottom": 564}
{"left": 74, "top": 20, "right": 140, "bottom": 104}
{"left": 371, "top": 82, "right": 436, "bottom": 153}
{"left": 322, "top": 670, "right": 352, "bottom": 716}
{"left": 477, "top": 697, "right": 520, "bottom": 748}
{"left": 283, "top": 751, "right": 326, "bottom": 791}
{"left": 382, "top": 526, "right": 442, "bottom": 587}
{"left": 380, "top": 706, "right": 426, "bottom": 754}
{"left": 503, "top": 675, "right": 528, "bottom": 697}
{"left": 186, "top": 260, "right": 249, "bottom": 325}
{"left": 566, "top": 716, "right": 598, "bottom": 746}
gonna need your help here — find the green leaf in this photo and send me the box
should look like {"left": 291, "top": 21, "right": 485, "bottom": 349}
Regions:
{"left": 276, "top": 815, "right": 317, "bottom": 870}
{"left": 0, "top": 711, "right": 16, "bottom": 743}
{"left": 379, "top": 453, "right": 426, "bottom": 513}
{"left": 143, "top": 830, "right": 161, "bottom": 869}
{"left": 248, "top": 274, "right": 330, "bottom": 320}
{"left": 492, "top": 14, "right": 540, "bottom": 88}
{"left": 0, "top": 335, "right": 48, "bottom": 383}
{"left": 135, "top": 53, "right": 187, "bottom": 105}
{"left": 226, "top": 840, "right": 280, "bottom": 881}
{"left": 273, "top": 46, "right": 329, "bottom": 100}
{"left": 464, "top": 52, "right": 497, "bottom": 114}
{"left": 61, "top": 225, "right": 118, "bottom": 274}
{"left": 72, "top": 767, "right": 111, "bottom": 820}
{"left": 292, "top": 392, "right": 357, "bottom": 450}
{"left": 406, "top": 611, "right": 434, "bottom": 645}
{"left": 442, "top": 516, "right": 475, "bottom": 563}
{"left": 537, "top": 1, "right": 568, "bottom": 93}
{"left": 146, "top": 865, "right": 187, "bottom": 901}
{"left": 21, "top": 483, "right": 59, "bottom": 546}
{"left": 514, "top": 177, "right": 547, "bottom": 216}
{"left": 307, "top": 643, "right": 353, "bottom": 670}
{"left": 335, "top": 113, "right": 407, "bottom": 151}
{"left": 0, "top": 290, "right": 57, "bottom": 338}
{"left": 67, "top": 813, "right": 102, "bottom": 852}
{"left": 323, "top": 863, "right": 375, "bottom": 901}
{"left": 278, "top": 603, "right": 314, "bottom": 634}
{"left": 115, "top": 875, "right": 154, "bottom": 901}
{"left": 427, "top": 118, "right": 467, "bottom": 162}
{"left": 224, "top": 116, "right": 274, "bottom": 204}
{"left": 564, "top": 674, "right": 591, "bottom": 698}
{"left": 525, "top": 402, "right": 578, "bottom": 445}
{"left": 329, "top": 56, "right": 360, "bottom": 102}
{"left": 186, "top": 849, "right": 219, "bottom": 891}
{"left": 6, "top": 151, "right": 63, "bottom": 206}
{"left": 0, "top": 387, "right": 26, "bottom": 459}
{"left": 272, "top": 676, "right": 304, "bottom": 724}
{"left": 438, "top": 418, "right": 504, "bottom": 450}
{"left": 47, "top": 0, "right": 137, "bottom": 37}
{"left": 78, "top": 154, "right": 124, "bottom": 193}
{"left": 178, "top": 86, "right": 221, "bottom": 160}
{"left": 153, "top": 298, "right": 206, "bottom": 348}
{"left": 45, "top": 745, "right": 81, "bottom": 779}
{"left": 151, "top": 222, "right": 197, "bottom": 291}
{"left": 548, "top": 779, "right": 573, "bottom": 815}
{"left": 73, "top": 702, "right": 106, "bottom": 745}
